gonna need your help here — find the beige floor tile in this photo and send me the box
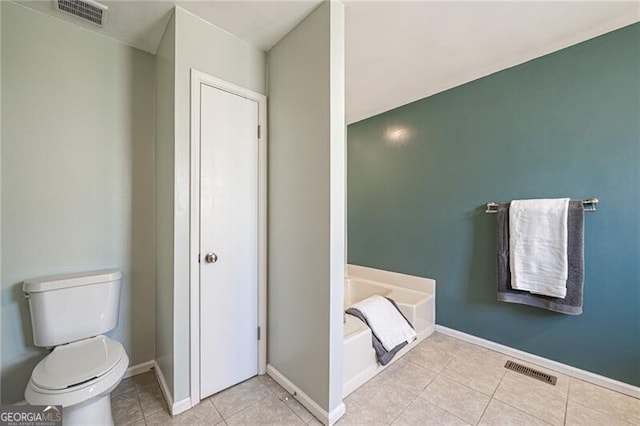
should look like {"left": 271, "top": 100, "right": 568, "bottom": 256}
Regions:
{"left": 258, "top": 374, "right": 290, "bottom": 400}
{"left": 132, "top": 371, "right": 158, "bottom": 389}
{"left": 307, "top": 417, "right": 323, "bottom": 425}
{"left": 392, "top": 397, "right": 470, "bottom": 425}
{"left": 442, "top": 348, "right": 507, "bottom": 395}
{"left": 370, "top": 359, "right": 437, "bottom": 396}
{"left": 256, "top": 374, "right": 313, "bottom": 422}
{"left": 210, "top": 377, "right": 272, "bottom": 419}
{"left": 336, "top": 399, "right": 392, "bottom": 426}
{"left": 420, "top": 333, "right": 470, "bottom": 354}
{"left": 568, "top": 379, "right": 640, "bottom": 424}
{"left": 404, "top": 345, "right": 456, "bottom": 372}
{"left": 110, "top": 356, "right": 640, "bottom": 426}
{"left": 111, "top": 389, "right": 144, "bottom": 426}
{"left": 478, "top": 399, "right": 550, "bottom": 426}
{"left": 145, "top": 400, "right": 223, "bottom": 425}
{"left": 493, "top": 374, "right": 566, "bottom": 426}
{"left": 455, "top": 343, "right": 505, "bottom": 361}
{"left": 226, "top": 394, "right": 304, "bottom": 425}
{"left": 565, "top": 401, "right": 634, "bottom": 426}
{"left": 138, "top": 381, "right": 168, "bottom": 418}
{"left": 283, "top": 397, "right": 314, "bottom": 423}
{"left": 420, "top": 376, "right": 490, "bottom": 424}
{"left": 114, "top": 378, "right": 137, "bottom": 396}
{"left": 141, "top": 410, "right": 172, "bottom": 425}
{"left": 346, "top": 378, "right": 416, "bottom": 424}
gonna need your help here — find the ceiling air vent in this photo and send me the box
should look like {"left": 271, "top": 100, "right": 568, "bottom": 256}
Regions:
{"left": 55, "top": 0, "right": 108, "bottom": 27}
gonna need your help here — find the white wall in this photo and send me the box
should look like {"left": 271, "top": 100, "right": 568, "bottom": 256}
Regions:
{"left": 168, "top": 6, "right": 266, "bottom": 403}
{"left": 267, "top": 0, "right": 345, "bottom": 419}
{"left": 154, "top": 11, "right": 176, "bottom": 397}
{"left": 328, "top": 1, "right": 346, "bottom": 413}
{"left": 0, "top": 2, "right": 156, "bottom": 404}
{"left": 0, "top": 1, "right": 3, "bottom": 404}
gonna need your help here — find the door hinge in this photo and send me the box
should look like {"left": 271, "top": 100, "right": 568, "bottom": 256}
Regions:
{"left": 257, "top": 125, "right": 261, "bottom": 139}
{"left": 257, "top": 326, "right": 261, "bottom": 340}
{"left": 198, "top": 254, "right": 201, "bottom": 263}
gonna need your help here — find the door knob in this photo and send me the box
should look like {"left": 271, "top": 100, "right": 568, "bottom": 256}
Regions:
{"left": 204, "top": 252, "right": 218, "bottom": 264}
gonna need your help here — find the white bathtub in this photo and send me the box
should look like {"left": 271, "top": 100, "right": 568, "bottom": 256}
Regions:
{"left": 343, "top": 265, "right": 435, "bottom": 397}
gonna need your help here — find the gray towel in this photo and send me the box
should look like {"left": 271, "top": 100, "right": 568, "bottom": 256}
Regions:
{"left": 496, "top": 201, "right": 585, "bottom": 315}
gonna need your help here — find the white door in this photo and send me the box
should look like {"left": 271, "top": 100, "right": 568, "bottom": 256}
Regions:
{"left": 199, "top": 83, "right": 259, "bottom": 398}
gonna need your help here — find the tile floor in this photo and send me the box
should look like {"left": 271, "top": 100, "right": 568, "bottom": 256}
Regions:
{"left": 112, "top": 332, "right": 639, "bottom": 425}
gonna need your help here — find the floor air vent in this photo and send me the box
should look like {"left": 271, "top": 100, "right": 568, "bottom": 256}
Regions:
{"left": 505, "top": 360, "right": 557, "bottom": 385}
{"left": 56, "top": 0, "right": 108, "bottom": 27}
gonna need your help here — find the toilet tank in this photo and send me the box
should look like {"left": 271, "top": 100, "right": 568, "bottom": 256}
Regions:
{"left": 23, "top": 269, "right": 123, "bottom": 347}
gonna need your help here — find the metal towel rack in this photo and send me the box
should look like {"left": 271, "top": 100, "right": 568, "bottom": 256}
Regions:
{"left": 485, "top": 198, "right": 599, "bottom": 214}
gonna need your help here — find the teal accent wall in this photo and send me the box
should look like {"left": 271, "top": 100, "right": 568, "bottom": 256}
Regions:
{"left": 347, "top": 23, "right": 639, "bottom": 385}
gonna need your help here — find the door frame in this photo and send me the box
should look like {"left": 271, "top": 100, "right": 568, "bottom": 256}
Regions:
{"left": 189, "top": 69, "right": 267, "bottom": 405}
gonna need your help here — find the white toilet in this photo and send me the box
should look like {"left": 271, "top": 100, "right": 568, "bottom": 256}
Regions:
{"left": 23, "top": 269, "right": 129, "bottom": 426}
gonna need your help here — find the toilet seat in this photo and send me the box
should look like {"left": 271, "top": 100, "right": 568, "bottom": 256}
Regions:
{"left": 25, "top": 335, "right": 129, "bottom": 408}
{"left": 33, "top": 335, "right": 124, "bottom": 390}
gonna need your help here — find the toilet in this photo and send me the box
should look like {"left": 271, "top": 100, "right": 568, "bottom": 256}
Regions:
{"left": 23, "top": 269, "right": 129, "bottom": 426}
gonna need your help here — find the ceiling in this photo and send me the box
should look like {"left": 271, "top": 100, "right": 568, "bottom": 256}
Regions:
{"left": 346, "top": 1, "right": 639, "bottom": 123}
{"left": 17, "top": 1, "right": 640, "bottom": 124}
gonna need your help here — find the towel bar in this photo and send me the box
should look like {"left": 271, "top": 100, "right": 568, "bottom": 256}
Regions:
{"left": 485, "top": 198, "right": 598, "bottom": 213}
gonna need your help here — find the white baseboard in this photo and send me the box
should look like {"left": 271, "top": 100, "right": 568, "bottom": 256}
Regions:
{"left": 123, "top": 360, "right": 154, "bottom": 379}
{"left": 435, "top": 325, "right": 640, "bottom": 399}
{"left": 266, "top": 364, "right": 345, "bottom": 425}
{"left": 153, "top": 361, "right": 174, "bottom": 412}
{"left": 172, "top": 397, "right": 192, "bottom": 415}
{"left": 153, "top": 361, "right": 191, "bottom": 415}
{"left": 327, "top": 402, "right": 346, "bottom": 426}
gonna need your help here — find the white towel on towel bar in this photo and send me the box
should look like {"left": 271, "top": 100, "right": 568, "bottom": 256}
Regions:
{"left": 509, "top": 198, "right": 570, "bottom": 298}
{"left": 351, "top": 295, "right": 417, "bottom": 352}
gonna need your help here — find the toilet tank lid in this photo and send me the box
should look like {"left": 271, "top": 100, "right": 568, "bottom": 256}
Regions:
{"left": 23, "top": 269, "right": 123, "bottom": 293}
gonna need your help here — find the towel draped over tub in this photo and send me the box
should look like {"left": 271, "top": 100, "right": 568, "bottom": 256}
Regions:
{"left": 346, "top": 296, "right": 416, "bottom": 365}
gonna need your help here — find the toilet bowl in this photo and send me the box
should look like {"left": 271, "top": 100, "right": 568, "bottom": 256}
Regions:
{"left": 25, "top": 336, "right": 129, "bottom": 425}
{"left": 23, "top": 270, "right": 128, "bottom": 425}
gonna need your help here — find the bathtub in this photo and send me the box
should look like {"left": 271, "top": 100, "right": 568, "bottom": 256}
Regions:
{"left": 343, "top": 265, "right": 435, "bottom": 397}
